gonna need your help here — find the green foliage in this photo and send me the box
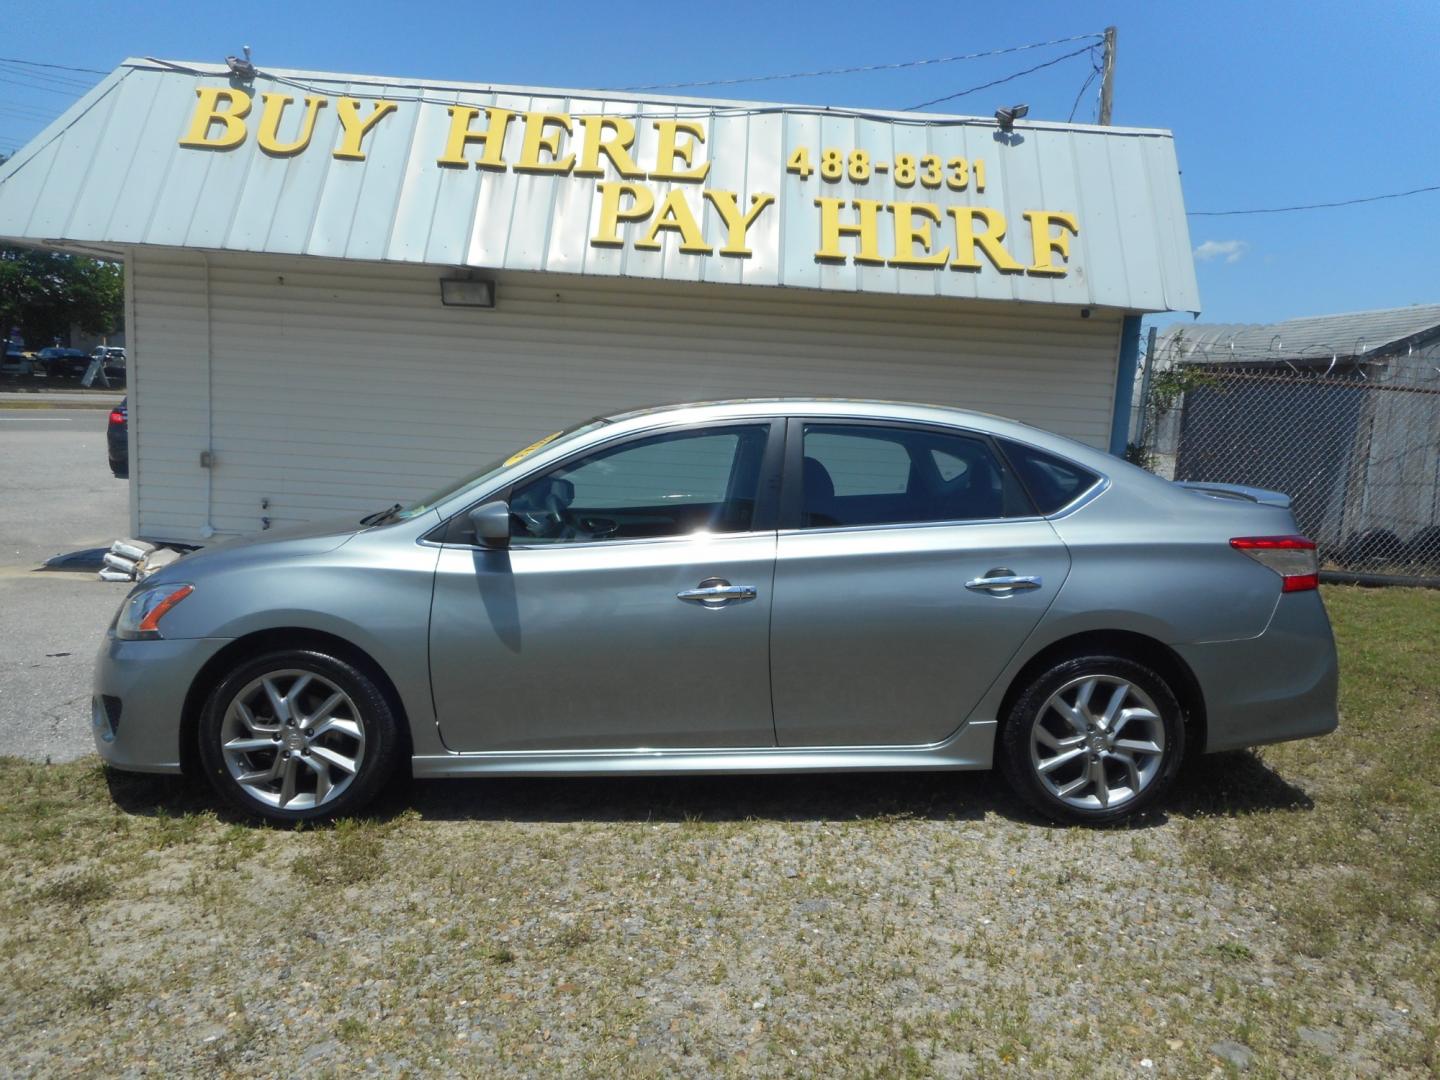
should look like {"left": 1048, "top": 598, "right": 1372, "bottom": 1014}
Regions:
{"left": 1123, "top": 441, "right": 1158, "bottom": 471}
{"left": 1147, "top": 365, "right": 1217, "bottom": 414}
{"left": 0, "top": 246, "right": 124, "bottom": 347}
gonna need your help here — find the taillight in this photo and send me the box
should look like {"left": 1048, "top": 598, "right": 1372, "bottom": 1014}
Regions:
{"left": 1230, "top": 535, "right": 1319, "bottom": 592}
{"left": 109, "top": 409, "right": 125, "bottom": 425}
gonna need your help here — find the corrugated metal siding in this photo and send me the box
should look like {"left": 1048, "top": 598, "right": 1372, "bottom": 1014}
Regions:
{"left": 0, "top": 59, "right": 1200, "bottom": 314}
{"left": 130, "top": 249, "right": 1122, "bottom": 542}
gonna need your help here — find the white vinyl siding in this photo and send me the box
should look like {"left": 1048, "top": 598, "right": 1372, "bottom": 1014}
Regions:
{"left": 129, "top": 248, "right": 1123, "bottom": 543}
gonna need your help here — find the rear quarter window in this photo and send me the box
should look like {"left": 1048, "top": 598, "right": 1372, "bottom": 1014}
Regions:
{"left": 998, "top": 439, "right": 1101, "bottom": 514}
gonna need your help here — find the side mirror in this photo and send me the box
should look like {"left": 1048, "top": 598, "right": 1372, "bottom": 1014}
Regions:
{"left": 467, "top": 499, "right": 511, "bottom": 547}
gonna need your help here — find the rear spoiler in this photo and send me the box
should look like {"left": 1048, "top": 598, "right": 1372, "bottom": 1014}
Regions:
{"left": 1175, "top": 481, "right": 1292, "bottom": 508}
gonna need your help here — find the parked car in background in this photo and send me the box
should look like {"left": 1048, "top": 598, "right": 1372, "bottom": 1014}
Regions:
{"left": 92, "top": 400, "right": 1339, "bottom": 826}
{"left": 108, "top": 398, "right": 127, "bottom": 477}
{"left": 35, "top": 346, "right": 91, "bottom": 379}
{"left": 91, "top": 346, "right": 127, "bottom": 385}
{"left": 1, "top": 347, "right": 33, "bottom": 378}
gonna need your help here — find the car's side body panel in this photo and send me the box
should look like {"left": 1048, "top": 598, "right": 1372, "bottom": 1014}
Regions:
{"left": 410, "top": 721, "right": 999, "bottom": 777}
{"left": 144, "top": 515, "right": 448, "bottom": 756}
{"left": 429, "top": 533, "right": 780, "bottom": 751}
{"left": 1175, "top": 590, "right": 1339, "bottom": 752}
{"left": 770, "top": 519, "right": 1070, "bottom": 746}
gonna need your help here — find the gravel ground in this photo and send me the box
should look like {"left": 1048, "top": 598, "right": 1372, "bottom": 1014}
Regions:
{"left": 3, "top": 586, "right": 1438, "bottom": 1079}
{"left": 0, "top": 757, "right": 1430, "bottom": 1079}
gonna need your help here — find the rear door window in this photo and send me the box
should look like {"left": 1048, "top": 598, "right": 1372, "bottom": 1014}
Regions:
{"left": 799, "top": 423, "right": 1034, "bottom": 528}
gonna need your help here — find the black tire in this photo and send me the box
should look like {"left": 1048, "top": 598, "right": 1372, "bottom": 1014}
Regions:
{"left": 197, "top": 648, "right": 402, "bottom": 823}
{"left": 998, "top": 655, "right": 1185, "bottom": 825}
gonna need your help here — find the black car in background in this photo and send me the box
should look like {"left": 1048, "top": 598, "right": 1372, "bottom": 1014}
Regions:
{"left": 108, "top": 398, "right": 127, "bottom": 478}
{"left": 36, "top": 347, "right": 91, "bottom": 379}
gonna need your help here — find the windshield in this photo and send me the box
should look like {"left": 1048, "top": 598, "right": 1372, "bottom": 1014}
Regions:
{"left": 391, "top": 417, "right": 608, "bottom": 521}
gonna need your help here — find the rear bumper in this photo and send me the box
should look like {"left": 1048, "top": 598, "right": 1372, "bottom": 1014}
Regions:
{"left": 1176, "top": 590, "right": 1339, "bottom": 753}
{"left": 91, "top": 634, "right": 231, "bottom": 773}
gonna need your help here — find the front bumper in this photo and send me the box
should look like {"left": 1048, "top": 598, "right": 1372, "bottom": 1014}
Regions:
{"left": 1176, "top": 589, "right": 1340, "bottom": 754}
{"left": 91, "top": 634, "right": 232, "bottom": 773}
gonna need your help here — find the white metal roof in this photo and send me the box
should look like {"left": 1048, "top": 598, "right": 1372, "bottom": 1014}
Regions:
{"left": 0, "top": 57, "right": 1200, "bottom": 313}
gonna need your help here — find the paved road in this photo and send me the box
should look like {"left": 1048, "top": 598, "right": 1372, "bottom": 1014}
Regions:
{"left": 0, "top": 408, "right": 131, "bottom": 762}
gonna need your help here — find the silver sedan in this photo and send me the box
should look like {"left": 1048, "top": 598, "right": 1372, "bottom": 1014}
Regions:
{"left": 92, "top": 400, "right": 1338, "bottom": 824}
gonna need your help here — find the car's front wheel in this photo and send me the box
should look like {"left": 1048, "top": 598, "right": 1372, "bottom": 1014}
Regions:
{"left": 197, "top": 649, "right": 401, "bottom": 822}
{"left": 998, "top": 655, "right": 1184, "bottom": 824}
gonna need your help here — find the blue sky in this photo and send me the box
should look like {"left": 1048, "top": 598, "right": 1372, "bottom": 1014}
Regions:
{"left": 2, "top": 0, "right": 1437, "bottom": 327}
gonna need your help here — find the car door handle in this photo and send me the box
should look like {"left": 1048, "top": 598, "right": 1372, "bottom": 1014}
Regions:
{"left": 965, "top": 570, "right": 1043, "bottom": 594}
{"left": 677, "top": 579, "right": 757, "bottom": 605}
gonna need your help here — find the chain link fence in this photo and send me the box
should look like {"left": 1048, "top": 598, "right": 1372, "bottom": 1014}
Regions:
{"left": 1131, "top": 347, "right": 1440, "bottom": 581}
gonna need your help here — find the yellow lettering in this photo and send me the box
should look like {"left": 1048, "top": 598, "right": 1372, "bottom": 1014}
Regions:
{"left": 437, "top": 106, "right": 514, "bottom": 169}
{"left": 592, "top": 182, "right": 656, "bottom": 246}
{"left": 1023, "top": 210, "right": 1079, "bottom": 276}
{"left": 814, "top": 197, "right": 885, "bottom": 265}
{"left": 887, "top": 202, "right": 949, "bottom": 268}
{"left": 254, "top": 93, "right": 326, "bottom": 157}
{"left": 333, "top": 98, "right": 398, "bottom": 161}
{"left": 946, "top": 207, "right": 1025, "bottom": 274}
{"left": 650, "top": 120, "right": 710, "bottom": 182}
{"left": 574, "top": 115, "right": 644, "bottom": 178}
{"left": 636, "top": 189, "right": 712, "bottom": 253}
{"left": 703, "top": 191, "right": 775, "bottom": 257}
{"left": 178, "top": 87, "right": 252, "bottom": 150}
{"left": 515, "top": 112, "right": 575, "bottom": 174}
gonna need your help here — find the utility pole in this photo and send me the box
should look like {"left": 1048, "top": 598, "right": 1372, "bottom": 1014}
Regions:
{"left": 1098, "top": 25, "right": 1117, "bottom": 125}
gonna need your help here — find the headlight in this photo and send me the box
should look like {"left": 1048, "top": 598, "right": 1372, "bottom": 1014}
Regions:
{"left": 115, "top": 583, "right": 194, "bottom": 640}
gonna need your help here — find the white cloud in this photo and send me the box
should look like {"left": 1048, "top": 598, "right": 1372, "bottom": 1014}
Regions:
{"left": 1193, "top": 239, "right": 1249, "bottom": 264}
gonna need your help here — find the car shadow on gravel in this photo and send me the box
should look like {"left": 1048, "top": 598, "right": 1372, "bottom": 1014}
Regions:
{"left": 1164, "top": 749, "right": 1315, "bottom": 819}
{"left": 101, "top": 750, "right": 1314, "bottom": 829}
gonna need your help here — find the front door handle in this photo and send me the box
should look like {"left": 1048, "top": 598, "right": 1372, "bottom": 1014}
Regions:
{"left": 965, "top": 567, "right": 1043, "bottom": 595}
{"left": 677, "top": 578, "right": 757, "bottom": 606}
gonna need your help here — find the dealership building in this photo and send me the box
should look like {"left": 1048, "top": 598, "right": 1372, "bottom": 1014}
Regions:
{"left": 0, "top": 58, "right": 1198, "bottom": 544}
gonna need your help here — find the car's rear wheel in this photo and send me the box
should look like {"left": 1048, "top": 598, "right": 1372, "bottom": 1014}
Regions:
{"left": 197, "top": 649, "right": 401, "bottom": 823}
{"left": 998, "top": 655, "right": 1184, "bottom": 824}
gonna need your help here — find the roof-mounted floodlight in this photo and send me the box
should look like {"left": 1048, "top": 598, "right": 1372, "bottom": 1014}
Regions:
{"left": 994, "top": 104, "right": 1029, "bottom": 132}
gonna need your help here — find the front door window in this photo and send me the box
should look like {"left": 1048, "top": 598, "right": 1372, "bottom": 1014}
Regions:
{"left": 509, "top": 425, "right": 771, "bottom": 544}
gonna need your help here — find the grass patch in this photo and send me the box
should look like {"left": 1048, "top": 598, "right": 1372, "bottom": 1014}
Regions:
{"left": 69, "top": 973, "right": 131, "bottom": 1011}
{"left": 1178, "top": 586, "right": 1440, "bottom": 966}
{"left": 37, "top": 868, "right": 114, "bottom": 909}
{"left": 290, "top": 818, "right": 388, "bottom": 888}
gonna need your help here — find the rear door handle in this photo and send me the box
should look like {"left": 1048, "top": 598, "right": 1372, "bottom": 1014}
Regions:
{"left": 677, "top": 578, "right": 757, "bottom": 605}
{"left": 965, "top": 568, "right": 1043, "bottom": 594}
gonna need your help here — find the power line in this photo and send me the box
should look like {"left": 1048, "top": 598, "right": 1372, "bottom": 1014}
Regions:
{"left": 1188, "top": 184, "right": 1440, "bottom": 216}
{"left": 0, "top": 55, "right": 109, "bottom": 75}
{"left": 614, "top": 33, "right": 1104, "bottom": 92}
{"left": 0, "top": 73, "right": 91, "bottom": 96}
{"left": 0, "top": 64, "right": 97, "bottom": 91}
{"left": 905, "top": 43, "right": 1095, "bottom": 111}
{"left": 1067, "top": 56, "right": 1103, "bottom": 123}
{"left": 140, "top": 56, "right": 1095, "bottom": 127}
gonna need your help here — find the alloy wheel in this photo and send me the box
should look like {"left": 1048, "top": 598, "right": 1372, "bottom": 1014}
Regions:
{"left": 219, "top": 669, "right": 365, "bottom": 811}
{"left": 1028, "top": 674, "right": 1166, "bottom": 812}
